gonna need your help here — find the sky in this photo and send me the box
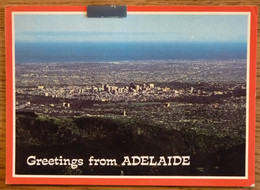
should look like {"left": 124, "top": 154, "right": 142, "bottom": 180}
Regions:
{"left": 14, "top": 13, "right": 248, "bottom": 43}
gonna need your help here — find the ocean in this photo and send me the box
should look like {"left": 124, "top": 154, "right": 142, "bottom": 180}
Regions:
{"left": 15, "top": 42, "right": 247, "bottom": 64}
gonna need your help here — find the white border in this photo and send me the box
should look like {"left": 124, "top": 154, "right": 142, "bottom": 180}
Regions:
{"left": 13, "top": 11, "right": 250, "bottom": 15}
{"left": 245, "top": 11, "right": 251, "bottom": 181}
{"left": 12, "top": 11, "right": 251, "bottom": 180}
{"left": 12, "top": 11, "right": 16, "bottom": 178}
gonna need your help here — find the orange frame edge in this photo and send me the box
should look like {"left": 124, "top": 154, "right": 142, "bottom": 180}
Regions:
{"left": 5, "top": 5, "right": 258, "bottom": 186}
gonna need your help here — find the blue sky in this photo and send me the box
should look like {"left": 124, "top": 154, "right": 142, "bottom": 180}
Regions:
{"left": 15, "top": 14, "right": 248, "bottom": 43}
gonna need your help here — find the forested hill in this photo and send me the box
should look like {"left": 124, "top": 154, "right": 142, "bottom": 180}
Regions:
{"left": 16, "top": 112, "right": 245, "bottom": 176}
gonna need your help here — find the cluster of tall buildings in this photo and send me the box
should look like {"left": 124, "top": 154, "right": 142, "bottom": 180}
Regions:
{"left": 90, "top": 82, "right": 156, "bottom": 94}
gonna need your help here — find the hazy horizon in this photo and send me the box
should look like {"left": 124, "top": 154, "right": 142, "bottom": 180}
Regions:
{"left": 14, "top": 13, "right": 248, "bottom": 63}
{"left": 15, "top": 14, "right": 248, "bottom": 43}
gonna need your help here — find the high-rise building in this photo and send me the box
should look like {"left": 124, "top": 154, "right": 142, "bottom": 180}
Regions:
{"left": 136, "top": 84, "right": 140, "bottom": 91}
{"left": 190, "top": 87, "right": 194, "bottom": 94}
{"left": 149, "top": 83, "right": 155, "bottom": 89}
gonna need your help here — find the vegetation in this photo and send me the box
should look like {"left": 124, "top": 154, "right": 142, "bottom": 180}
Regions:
{"left": 16, "top": 112, "right": 245, "bottom": 176}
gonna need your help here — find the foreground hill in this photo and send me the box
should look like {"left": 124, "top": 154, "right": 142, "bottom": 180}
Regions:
{"left": 16, "top": 112, "right": 245, "bottom": 176}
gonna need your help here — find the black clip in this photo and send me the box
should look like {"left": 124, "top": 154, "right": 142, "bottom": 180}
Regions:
{"left": 87, "top": 5, "right": 127, "bottom": 18}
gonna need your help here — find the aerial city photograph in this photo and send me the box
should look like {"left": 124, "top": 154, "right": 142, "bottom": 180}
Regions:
{"left": 14, "top": 13, "right": 248, "bottom": 176}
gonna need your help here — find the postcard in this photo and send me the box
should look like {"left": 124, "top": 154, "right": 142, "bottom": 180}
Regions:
{"left": 5, "top": 6, "right": 257, "bottom": 186}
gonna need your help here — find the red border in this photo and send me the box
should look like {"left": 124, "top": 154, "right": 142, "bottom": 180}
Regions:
{"left": 5, "top": 6, "right": 257, "bottom": 186}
